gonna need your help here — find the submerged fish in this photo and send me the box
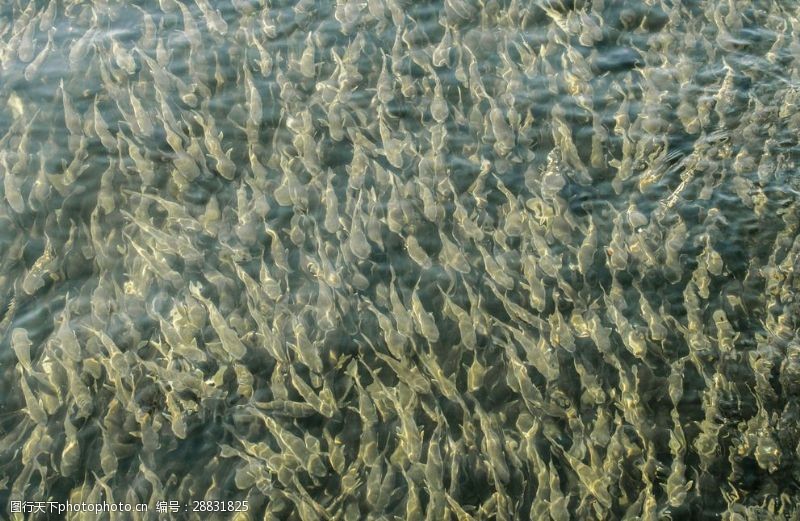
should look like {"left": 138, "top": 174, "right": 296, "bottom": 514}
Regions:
{"left": 0, "top": 1, "right": 799, "bottom": 519}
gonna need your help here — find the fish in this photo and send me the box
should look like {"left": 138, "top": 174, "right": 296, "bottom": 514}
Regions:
{"left": 0, "top": 1, "right": 798, "bottom": 519}
{"left": 189, "top": 283, "right": 247, "bottom": 360}
{"left": 11, "top": 328, "right": 33, "bottom": 373}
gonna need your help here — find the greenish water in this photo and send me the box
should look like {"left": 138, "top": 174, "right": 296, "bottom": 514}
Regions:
{"left": 1, "top": 0, "right": 800, "bottom": 519}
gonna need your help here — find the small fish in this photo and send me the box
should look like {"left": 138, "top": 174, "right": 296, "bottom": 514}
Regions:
{"left": 11, "top": 328, "right": 33, "bottom": 372}
{"left": 189, "top": 283, "right": 247, "bottom": 360}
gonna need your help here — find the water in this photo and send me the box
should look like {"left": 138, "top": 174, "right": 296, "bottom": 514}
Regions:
{"left": 1, "top": 0, "right": 800, "bottom": 519}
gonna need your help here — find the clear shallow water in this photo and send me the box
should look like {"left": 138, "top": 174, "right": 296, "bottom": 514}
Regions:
{"left": 1, "top": 0, "right": 800, "bottom": 519}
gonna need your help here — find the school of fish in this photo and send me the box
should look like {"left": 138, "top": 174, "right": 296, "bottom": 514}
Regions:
{"left": 1, "top": 0, "right": 800, "bottom": 519}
